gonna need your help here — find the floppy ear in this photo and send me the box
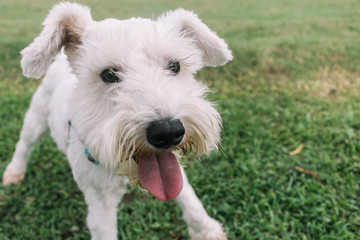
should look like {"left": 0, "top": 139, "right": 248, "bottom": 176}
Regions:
{"left": 21, "top": 2, "right": 92, "bottom": 78}
{"left": 158, "top": 9, "right": 233, "bottom": 67}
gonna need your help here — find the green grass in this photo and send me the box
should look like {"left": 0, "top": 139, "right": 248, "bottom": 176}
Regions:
{"left": 1, "top": 0, "right": 360, "bottom": 239}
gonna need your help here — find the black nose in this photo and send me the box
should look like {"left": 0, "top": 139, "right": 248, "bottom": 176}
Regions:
{"left": 146, "top": 119, "right": 185, "bottom": 149}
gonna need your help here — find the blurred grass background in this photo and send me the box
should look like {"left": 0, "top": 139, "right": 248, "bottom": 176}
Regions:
{"left": 1, "top": 0, "right": 360, "bottom": 239}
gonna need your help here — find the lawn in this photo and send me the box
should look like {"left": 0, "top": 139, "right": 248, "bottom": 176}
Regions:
{"left": 1, "top": 0, "right": 360, "bottom": 239}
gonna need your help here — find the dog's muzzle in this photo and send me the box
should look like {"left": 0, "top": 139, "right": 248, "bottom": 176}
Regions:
{"left": 146, "top": 119, "right": 185, "bottom": 149}
{"left": 134, "top": 119, "right": 185, "bottom": 201}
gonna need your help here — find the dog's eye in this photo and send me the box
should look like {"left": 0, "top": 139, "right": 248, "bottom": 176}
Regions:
{"left": 100, "top": 68, "right": 121, "bottom": 83}
{"left": 166, "top": 61, "right": 180, "bottom": 75}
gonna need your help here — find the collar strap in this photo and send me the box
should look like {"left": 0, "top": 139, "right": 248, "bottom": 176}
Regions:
{"left": 84, "top": 146, "right": 100, "bottom": 165}
{"left": 68, "top": 121, "right": 100, "bottom": 166}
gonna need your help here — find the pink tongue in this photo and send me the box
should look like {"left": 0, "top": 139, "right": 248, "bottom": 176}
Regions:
{"left": 138, "top": 151, "right": 183, "bottom": 201}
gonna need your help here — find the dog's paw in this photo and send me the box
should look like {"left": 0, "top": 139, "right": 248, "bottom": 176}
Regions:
{"left": 188, "top": 218, "right": 227, "bottom": 240}
{"left": 2, "top": 166, "right": 25, "bottom": 186}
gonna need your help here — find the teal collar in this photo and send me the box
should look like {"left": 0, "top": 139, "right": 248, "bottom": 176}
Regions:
{"left": 68, "top": 121, "right": 100, "bottom": 166}
{"left": 84, "top": 146, "right": 100, "bottom": 165}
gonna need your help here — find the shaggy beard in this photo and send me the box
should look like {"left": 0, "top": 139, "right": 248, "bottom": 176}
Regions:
{"left": 85, "top": 102, "right": 221, "bottom": 176}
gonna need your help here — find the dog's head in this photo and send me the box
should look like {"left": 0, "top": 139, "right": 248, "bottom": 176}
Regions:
{"left": 21, "top": 2, "right": 232, "bottom": 201}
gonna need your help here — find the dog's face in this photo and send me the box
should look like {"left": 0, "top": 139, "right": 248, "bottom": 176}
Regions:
{"left": 21, "top": 2, "right": 232, "bottom": 201}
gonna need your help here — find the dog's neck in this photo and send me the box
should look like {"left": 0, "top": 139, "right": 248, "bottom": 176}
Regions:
{"left": 68, "top": 121, "right": 99, "bottom": 165}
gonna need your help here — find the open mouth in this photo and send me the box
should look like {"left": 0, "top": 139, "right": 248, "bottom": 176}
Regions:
{"left": 138, "top": 150, "right": 183, "bottom": 201}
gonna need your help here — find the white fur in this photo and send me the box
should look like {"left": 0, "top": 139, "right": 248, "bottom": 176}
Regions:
{"left": 3, "top": 2, "right": 232, "bottom": 240}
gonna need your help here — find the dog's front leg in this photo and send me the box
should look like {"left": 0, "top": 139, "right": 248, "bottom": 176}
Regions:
{"left": 3, "top": 85, "right": 50, "bottom": 186}
{"left": 85, "top": 193, "right": 120, "bottom": 240}
{"left": 68, "top": 141, "right": 128, "bottom": 240}
{"left": 175, "top": 167, "right": 227, "bottom": 240}
{"left": 79, "top": 174, "right": 128, "bottom": 240}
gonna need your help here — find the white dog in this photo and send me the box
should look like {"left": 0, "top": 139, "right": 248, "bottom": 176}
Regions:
{"left": 2, "top": 2, "right": 232, "bottom": 239}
